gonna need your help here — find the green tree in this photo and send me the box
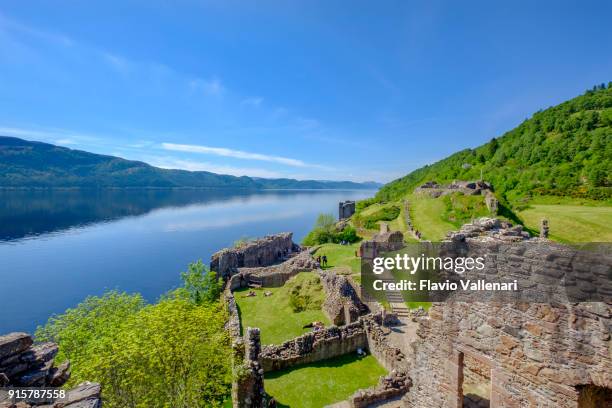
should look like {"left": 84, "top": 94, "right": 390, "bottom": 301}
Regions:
{"left": 180, "top": 260, "right": 223, "bottom": 304}
{"left": 315, "top": 213, "right": 336, "bottom": 230}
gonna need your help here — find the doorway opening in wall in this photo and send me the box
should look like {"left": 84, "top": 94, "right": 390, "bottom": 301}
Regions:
{"left": 460, "top": 352, "right": 491, "bottom": 408}
{"left": 576, "top": 384, "right": 612, "bottom": 408}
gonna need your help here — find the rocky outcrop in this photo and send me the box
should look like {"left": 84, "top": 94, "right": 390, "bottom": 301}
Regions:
{"left": 211, "top": 233, "right": 299, "bottom": 279}
{"left": 0, "top": 333, "right": 101, "bottom": 408}
{"left": 319, "top": 272, "right": 368, "bottom": 326}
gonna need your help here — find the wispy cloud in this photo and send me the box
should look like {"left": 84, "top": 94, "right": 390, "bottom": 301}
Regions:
{"left": 101, "top": 52, "right": 130, "bottom": 74}
{"left": 0, "top": 12, "right": 74, "bottom": 47}
{"left": 147, "top": 156, "right": 283, "bottom": 178}
{"left": 241, "top": 97, "right": 263, "bottom": 107}
{"left": 0, "top": 126, "right": 102, "bottom": 144}
{"left": 189, "top": 77, "right": 225, "bottom": 96}
{"left": 161, "top": 142, "right": 328, "bottom": 169}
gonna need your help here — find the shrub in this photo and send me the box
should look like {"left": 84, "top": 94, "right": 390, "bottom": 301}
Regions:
{"left": 286, "top": 275, "right": 324, "bottom": 312}
{"left": 360, "top": 205, "right": 401, "bottom": 229}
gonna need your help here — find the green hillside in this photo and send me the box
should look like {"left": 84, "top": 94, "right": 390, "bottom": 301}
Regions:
{"left": 376, "top": 84, "right": 612, "bottom": 204}
{"left": 0, "top": 136, "right": 380, "bottom": 190}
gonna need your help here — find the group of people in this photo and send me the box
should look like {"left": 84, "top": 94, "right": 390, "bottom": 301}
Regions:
{"left": 316, "top": 254, "right": 328, "bottom": 267}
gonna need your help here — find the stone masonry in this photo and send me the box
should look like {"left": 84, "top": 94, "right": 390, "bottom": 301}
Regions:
{"left": 0, "top": 332, "right": 102, "bottom": 408}
{"left": 339, "top": 201, "right": 356, "bottom": 220}
{"left": 401, "top": 218, "right": 611, "bottom": 407}
{"left": 211, "top": 233, "right": 299, "bottom": 279}
{"left": 320, "top": 271, "right": 369, "bottom": 326}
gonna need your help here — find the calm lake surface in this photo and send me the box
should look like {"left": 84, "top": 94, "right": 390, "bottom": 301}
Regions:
{"left": 0, "top": 189, "right": 374, "bottom": 334}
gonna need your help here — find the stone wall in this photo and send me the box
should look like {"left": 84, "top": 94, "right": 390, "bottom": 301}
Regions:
{"left": 339, "top": 201, "right": 356, "bottom": 220}
{"left": 229, "top": 250, "right": 318, "bottom": 290}
{"left": 0, "top": 332, "right": 102, "bottom": 408}
{"left": 414, "top": 180, "right": 492, "bottom": 198}
{"left": 362, "top": 315, "right": 410, "bottom": 373}
{"left": 401, "top": 220, "right": 611, "bottom": 408}
{"left": 259, "top": 321, "right": 368, "bottom": 372}
{"left": 348, "top": 371, "right": 411, "bottom": 408}
{"left": 232, "top": 328, "right": 266, "bottom": 408}
{"left": 211, "top": 233, "right": 299, "bottom": 279}
{"left": 320, "top": 271, "right": 369, "bottom": 326}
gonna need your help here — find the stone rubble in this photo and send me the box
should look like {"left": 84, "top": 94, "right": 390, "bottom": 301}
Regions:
{"left": 0, "top": 333, "right": 101, "bottom": 408}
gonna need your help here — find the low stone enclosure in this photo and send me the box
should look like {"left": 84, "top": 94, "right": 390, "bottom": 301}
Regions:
{"left": 221, "top": 223, "right": 611, "bottom": 408}
{"left": 0, "top": 332, "right": 102, "bottom": 408}
{"left": 415, "top": 180, "right": 493, "bottom": 198}
{"left": 216, "top": 233, "right": 411, "bottom": 408}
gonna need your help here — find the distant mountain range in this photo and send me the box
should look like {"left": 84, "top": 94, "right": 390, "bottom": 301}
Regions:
{"left": 0, "top": 137, "right": 381, "bottom": 190}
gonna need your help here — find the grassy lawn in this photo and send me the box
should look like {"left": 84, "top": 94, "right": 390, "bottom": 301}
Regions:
{"left": 313, "top": 242, "right": 361, "bottom": 274}
{"left": 265, "top": 354, "right": 386, "bottom": 408}
{"left": 518, "top": 204, "right": 612, "bottom": 242}
{"left": 408, "top": 194, "right": 456, "bottom": 241}
{"left": 234, "top": 272, "right": 330, "bottom": 345}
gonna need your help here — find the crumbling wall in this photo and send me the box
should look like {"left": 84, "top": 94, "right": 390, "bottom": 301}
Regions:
{"left": 211, "top": 233, "right": 299, "bottom": 279}
{"left": 348, "top": 371, "right": 411, "bottom": 408}
{"left": 362, "top": 316, "right": 410, "bottom": 374}
{"left": 259, "top": 321, "right": 368, "bottom": 372}
{"left": 320, "top": 271, "right": 368, "bottom": 326}
{"left": 232, "top": 328, "right": 266, "bottom": 408}
{"left": 230, "top": 251, "right": 318, "bottom": 290}
{"left": 0, "top": 332, "right": 102, "bottom": 407}
{"left": 402, "top": 221, "right": 611, "bottom": 408}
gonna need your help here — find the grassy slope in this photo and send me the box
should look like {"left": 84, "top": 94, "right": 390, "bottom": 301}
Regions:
{"left": 518, "top": 204, "right": 612, "bottom": 242}
{"left": 408, "top": 194, "right": 457, "bottom": 241}
{"left": 313, "top": 242, "right": 362, "bottom": 274}
{"left": 234, "top": 273, "right": 330, "bottom": 345}
{"left": 265, "top": 354, "right": 386, "bottom": 408}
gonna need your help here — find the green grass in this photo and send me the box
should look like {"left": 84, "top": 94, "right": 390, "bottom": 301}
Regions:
{"left": 313, "top": 243, "right": 361, "bottom": 274}
{"left": 518, "top": 204, "right": 612, "bottom": 242}
{"left": 234, "top": 272, "right": 330, "bottom": 345}
{"left": 408, "top": 194, "right": 457, "bottom": 241}
{"left": 265, "top": 354, "right": 386, "bottom": 408}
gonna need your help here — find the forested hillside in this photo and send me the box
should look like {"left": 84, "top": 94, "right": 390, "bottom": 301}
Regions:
{"left": 0, "top": 137, "right": 379, "bottom": 189}
{"left": 376, "top": 84, "right": 612, "bottom": 204}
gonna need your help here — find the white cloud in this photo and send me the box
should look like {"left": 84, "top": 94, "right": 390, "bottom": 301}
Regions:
{"left": 189, "top": 77, "right": 224, "bottom": 96}
{"left": 147, "top": 156, "right": 283, "bottom": 178}
{"left": 101, "top": 52, "right": 130, "bottom": 74}
{"left": 0, "top": 125, "right": 102, "bottom": 144}
{"left": 241, "top": 97, "right": 263, "bottom": 107}
{"left": 161, "top": 142, "right": 317, "bottom": 168}
{"left": 54, "top": 138, "right": 76, "bottom": 145}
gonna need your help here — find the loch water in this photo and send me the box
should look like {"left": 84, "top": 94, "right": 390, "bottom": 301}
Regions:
{"left": 0, "top": 189, "right": 374, "bottom": 333}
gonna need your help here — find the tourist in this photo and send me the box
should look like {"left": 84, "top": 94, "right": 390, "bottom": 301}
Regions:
{"left": 316, "top": 255, "right": 321, "bottom": 265}
{"left": 322, "top": 255, "right": 328, "bottom": 267}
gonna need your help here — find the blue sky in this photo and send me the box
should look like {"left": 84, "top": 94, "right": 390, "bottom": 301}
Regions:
{"left": 0, "top": 1, "right": 611, "bottom": 182}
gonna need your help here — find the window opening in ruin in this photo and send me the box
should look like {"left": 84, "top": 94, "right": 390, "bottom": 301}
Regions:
{"left": 460, "top": 352, "right": 491, "bottom": 408}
